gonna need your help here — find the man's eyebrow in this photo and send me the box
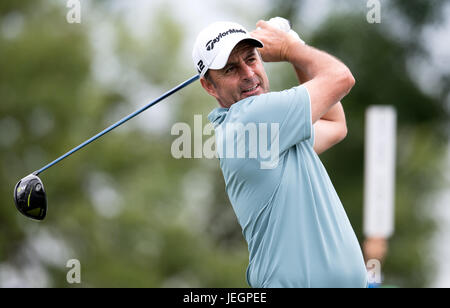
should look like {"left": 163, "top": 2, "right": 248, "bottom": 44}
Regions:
{"left": 223, "top": 61, "right": 237, "bottom": 69}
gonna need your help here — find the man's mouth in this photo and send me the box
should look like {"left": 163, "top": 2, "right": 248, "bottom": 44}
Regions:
{"left": 241, "top": 84, "right": 260, "bottom": 96}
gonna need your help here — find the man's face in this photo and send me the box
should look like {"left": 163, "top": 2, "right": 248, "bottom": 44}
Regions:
{"left": 201, "top": 41, "right": 270, "bottom": 108}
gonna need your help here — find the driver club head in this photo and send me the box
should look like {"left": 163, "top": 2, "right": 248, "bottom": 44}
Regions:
{"left": 14, "top": 174, "right": 47, "bottom": 221}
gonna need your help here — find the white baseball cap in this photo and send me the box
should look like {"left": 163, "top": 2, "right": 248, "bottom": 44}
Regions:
{"left": 192, "top": 21, "right": 263, "bottom": 77}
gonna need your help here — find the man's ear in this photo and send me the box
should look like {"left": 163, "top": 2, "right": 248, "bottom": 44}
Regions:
{"left": 200, "top": 75, "right": 228, "bottom": 108}
{"left": 200, "top": 77, "right": 219, "bottom": 100}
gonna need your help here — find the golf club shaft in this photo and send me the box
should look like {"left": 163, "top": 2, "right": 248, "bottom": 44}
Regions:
{"left": 34, "top": 74, "right": 200, "bottom": 176}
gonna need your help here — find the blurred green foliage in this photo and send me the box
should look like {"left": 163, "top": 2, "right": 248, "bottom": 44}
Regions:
{"left": 0, "top": 0, "right": 449, "bottom": 287}
{"left": 0, "top": 0, "right": 248, "bottom": 287}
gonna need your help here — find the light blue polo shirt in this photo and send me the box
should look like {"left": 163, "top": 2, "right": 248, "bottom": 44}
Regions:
{"left": 208, "top": 85, "right": 368, "bottom": 288}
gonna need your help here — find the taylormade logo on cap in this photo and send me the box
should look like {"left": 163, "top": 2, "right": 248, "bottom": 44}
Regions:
{"left": 205, "top": 28, "right": 247, "bottom": 51}
{"left": 192, "top": 21, "right": 263, "bottom": 77}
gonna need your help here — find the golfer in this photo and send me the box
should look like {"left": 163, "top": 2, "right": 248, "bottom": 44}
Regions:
{"left": 192, "top": 19, "right": 368, "bottom": 288}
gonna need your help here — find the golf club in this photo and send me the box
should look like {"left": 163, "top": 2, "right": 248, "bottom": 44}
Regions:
{"left": 14, "top": 74, "right": 200, "bottom": 221}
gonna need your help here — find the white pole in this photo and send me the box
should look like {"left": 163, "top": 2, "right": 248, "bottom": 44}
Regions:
{"left": 363, "top": 105, "right": 397, "bottom": 238}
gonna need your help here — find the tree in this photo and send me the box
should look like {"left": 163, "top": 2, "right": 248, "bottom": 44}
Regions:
{"left": 0, "top": 1, "right": 249, "bottom": 287}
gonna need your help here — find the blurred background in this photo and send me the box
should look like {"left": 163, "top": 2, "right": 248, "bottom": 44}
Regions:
{"left": 0, "top": 0, "right": 449, "bottom": 287}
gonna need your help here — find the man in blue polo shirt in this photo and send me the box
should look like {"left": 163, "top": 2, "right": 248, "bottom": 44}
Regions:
{"left": 192, "top": 19, "right": 367, "bottom": 288}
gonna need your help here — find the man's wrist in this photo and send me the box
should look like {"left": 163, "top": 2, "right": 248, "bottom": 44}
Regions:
{"left": 283, "top": 39, "right": 304, "bottom": 63}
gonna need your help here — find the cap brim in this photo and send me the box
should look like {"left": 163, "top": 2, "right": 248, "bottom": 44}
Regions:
{"left": 208, "top": 37, "right": 263, "bottom": 71}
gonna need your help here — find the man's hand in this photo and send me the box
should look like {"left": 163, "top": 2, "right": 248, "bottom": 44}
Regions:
{"left": 251, "top": 20, "right": 299, "bottom": 63}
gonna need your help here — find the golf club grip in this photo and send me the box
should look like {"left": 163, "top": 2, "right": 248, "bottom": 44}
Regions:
{"left": 34, "top": 74, "right": 200, "bottom": 176}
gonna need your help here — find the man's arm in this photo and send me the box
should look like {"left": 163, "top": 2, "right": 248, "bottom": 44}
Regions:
{"left": 312, "top": 104, "right": 347, "bottom": 154}
{"left": 252, "top": 20, "right": 354, "bottom": 142}
{"left": 291, "top": 55, "right": 348, "bottom": 155}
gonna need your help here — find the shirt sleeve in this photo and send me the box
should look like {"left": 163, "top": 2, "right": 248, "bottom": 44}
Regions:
{"left": 241, "top": 85, "right": 312, "bottom": 154}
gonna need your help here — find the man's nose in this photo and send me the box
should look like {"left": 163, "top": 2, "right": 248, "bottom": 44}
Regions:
{"left": 240, "top": 64, "right": 255, "bottom": 80}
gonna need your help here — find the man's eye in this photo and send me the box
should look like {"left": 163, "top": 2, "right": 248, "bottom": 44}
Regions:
{"left": 247, "top": 57, "right": 256, "bottom": 63}
{"left": 225, "top": 67, "right": 235, "bottom": 74}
